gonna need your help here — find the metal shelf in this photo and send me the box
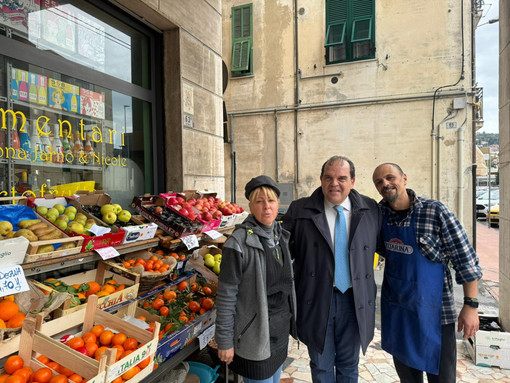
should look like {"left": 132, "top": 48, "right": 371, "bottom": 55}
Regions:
{"left": 22, "top": 238, "right": 159, "bottom": 276}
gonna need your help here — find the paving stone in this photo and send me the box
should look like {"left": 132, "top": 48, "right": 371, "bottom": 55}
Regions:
{"left": 289, "top": 371, "right": 312, "bottom": 382}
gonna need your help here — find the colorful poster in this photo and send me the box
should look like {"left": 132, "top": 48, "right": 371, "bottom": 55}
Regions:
{"left": 48, "top": 78, "right": 79, "bottom": 113}
{"left": 75, "top": 10, "right": 105, "bottom": 71}
{"left": 80, "top": 88, "right": 105, "bottom": 119}
{"left": 0, "top": 0, "right": 40, "bottom": 35}
{"left": 40, "top": 0, "right": 75, "bottom": 53}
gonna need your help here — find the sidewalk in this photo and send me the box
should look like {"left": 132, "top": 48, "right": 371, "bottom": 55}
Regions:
{"left": 280, "top": 222, "right": 508, "bottom": 382}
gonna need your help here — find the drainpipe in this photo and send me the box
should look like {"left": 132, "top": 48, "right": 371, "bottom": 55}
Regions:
{"left": 275, "top": 111, "right": 280, "bottom": 183}
{"left": 458, "top": 112, "right": 467, "bottom": 223}
{"left": 230, "top": 115, "right": 236, "bottom": 203}
{"left": 294, "top": 0, "right": 300, "bottom": 185}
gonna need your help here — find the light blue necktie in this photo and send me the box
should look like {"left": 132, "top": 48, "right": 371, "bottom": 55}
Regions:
{"left": 334, "top": 205, "right": 351, "bottom": 292}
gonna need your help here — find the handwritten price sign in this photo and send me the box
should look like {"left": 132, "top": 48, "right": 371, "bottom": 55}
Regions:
{"left": 0, "top": 265, "right": 29, "bottom": 297}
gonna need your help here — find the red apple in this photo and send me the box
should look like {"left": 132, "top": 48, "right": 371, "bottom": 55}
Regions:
{"left": 202, "top": 211, "right": 213, "bottom": 221}
{"left": 168, "top": 197, "right": 179, "bottom": 206}
{"left": 195, "top": 204, "right": 203, "bottom": 211}
{"left": 176, "top": 197, "right": 185, "bottom": 204}
{"left": 213, "top": 210, "right": 223, "bottom": 219}
{"left": 179, "top": 207, "right": 190, "bottom": 217}
{"left": 187, "top": 198, "right": 196, "bottom": 206}
{"left": 182, "top": 202, "right": 192, "bottom": 210}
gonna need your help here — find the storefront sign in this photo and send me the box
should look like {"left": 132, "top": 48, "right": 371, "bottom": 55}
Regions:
{"left": 0, "top": 265, "right": 30, "bottom": 298}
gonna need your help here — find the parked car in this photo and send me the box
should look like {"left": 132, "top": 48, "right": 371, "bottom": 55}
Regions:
{"left": 476, "top": 188, "right": 499, "bottom": 219}
{"left": 486, "top": 205, "right": 499, "bottom": 227}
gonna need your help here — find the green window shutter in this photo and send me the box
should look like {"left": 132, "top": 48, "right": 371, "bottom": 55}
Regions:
{"left": 326, "top": 0, "right": 347, "bottom": 25}
{"left": 325, "top": 22, "right": 346, "bottom": 46}
{"left": 232, "top": 39, "right": 251, "bottom": 71}
{"left": 351, "top": 0, "right": 373, "bottom": 42}
{"left": 231, "top": 4, "right": 253, "bottom": 74}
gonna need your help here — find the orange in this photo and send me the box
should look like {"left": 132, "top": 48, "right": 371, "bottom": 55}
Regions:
{"left": 178, "top": 316, "right": 189, "bottom": 324}
{"left": 136, "top": 316, "right": 146, "bottom": 321}
{"left": 5, "top": 355, "right": 24, "bottom": 374}
{"left": 13, "top": 367, "right": 33, "bottom": 382}
{"left": 100, "top": 285, "right": 115, "bottom": 294}
{"left": 82, "top": 332, "right": 96, "bottom": 344}
{"left": 36, "top": 356, "right": 50, "bottom": 365}
{"left": 68, "top": 374, "right": 82, "bottom": 383}
{"left": 111, "top": 377, "right": 123, "bottom": 383}
{"left": 202, "top": 286, "right": 213, "bottom": 296}
{"left": 121, "top": 366, "right": 140, "bottom": 381}
{"left": 99, "top": 330, "right": 114, "bottom": 346}
{"left": 56, "top": 366, "right": 73, "bottom": 378}
{"left": 152, "top": 298, "right": 164, "bottom": 310}
{"left": 111, "top": 333, "right": 127, "bottom": 346}
{"left": 66, "top": 337, "right": 84, "bottom": 350}
{"left": 5, "top": 375, "right": 26, "bottom": 383}
{"left": 119, "top": 350, "right": 133, "bottom": 359}
{"left": 163, "top": 291, "right": 176, "bottom": 301}
{"left": 71, "top": 284, "right": 81, "bottom": 289}
{"left": 0, "top": 319, "right": 6, "bottom": 328}
{"left": 7, "top": 312, "right": 26, "bottom": 328}
{"left": 114, "top": 284, "right": 125, "bottom": 292}
{"left": 159, "top": 306, "right": 169, "bottom": 317}
{"left": 94, "top": 346, "right": 108, "bottom": 361}
{"left": 49, "top": 375, "right": 67, "bottom": 383}
{"left": 76, "top": 293, "right": 86, "bottom": 301}
{"left": 85, "top": 282, "right": 100, "bottom": 297}
{"left": 122, "top": 338, "right": 138, "bottom": 351}
{"left": 84, "top": 342, "right": 98, "bottom": 358}
{"left": 0, "top": 375, "right": 10, "bottom": 383}
{"left": 106, "top": 280, "right": 118, "bottom": 286}
{"left": 95, "top": 291, "right": 109, "bottom": 298}
{"left": 90, "top": 324, "right": 104, "bottom": 338}
{"left": 45, "top": 362, "right": 59, "bottom": 372}
{"left": 0, "top": 301, "right": 19, "bottom": 321}
{"left": 137, "top": 357, "right": 150, "bottom": 369}
{"left": 32, "top": 368, "right": 52, "bottom": 383}
{"left": 177, "top": 281, "right": 188, "bottom": 291}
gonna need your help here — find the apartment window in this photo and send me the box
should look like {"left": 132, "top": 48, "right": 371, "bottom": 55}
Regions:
{"left": 231, "top": 4, "right": 253, "bottom": 77}
{"left": 325, "top": 0, "right": 374, "bottom": 64}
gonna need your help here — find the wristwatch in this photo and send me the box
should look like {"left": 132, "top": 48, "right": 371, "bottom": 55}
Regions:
{"left": 464, "top": 297, "right": 479, "bottom": 308}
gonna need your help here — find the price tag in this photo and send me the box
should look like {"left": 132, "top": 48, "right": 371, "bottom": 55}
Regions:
{"left": 198, "top": 324, "right": 215, "bottom": 350}
{"left": 181, "top": 234, "right": 199, "bottom": 250}
{"left": 204, "top": 230, "right": 223, "bottom": 240}
{"left": 0, "top": 265, "right": 29, "bottom": 297}
{"left": 95, "top": 247, "right": 120, "bottom": 260}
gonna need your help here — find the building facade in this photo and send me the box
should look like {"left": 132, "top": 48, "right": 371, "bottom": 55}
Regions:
{"left": 222, "top": 0, "right": 482, "bottom": 237}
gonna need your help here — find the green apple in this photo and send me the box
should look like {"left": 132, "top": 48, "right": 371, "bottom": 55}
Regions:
{"left": 55, "top": 219, "right": 67, "bottom": 231}
{"left": 37, "top": 206, "right": 48, "bottom": 216}
{"left": 204, "top": 254, "right": 215, "bottom": 268}
{"left": 75, "top": 213, "right": 87, "bottom": 221}
{"left": 46, "top": 214, "right": 57, "bottom": 223}
{"left": 117, "top": 210, "right": 131, "bottom": 223}
{"left": 100, "top": 204, "right": 115, "bottom": 215}
{"left": 214, "top": 254, "right": 222, "bottom": 262}
{"left": 64, "top": 206, "right": 77, "bottom": 215}
{"left": 47, "top": 208, "right": 59, "bottom": 217}
{"left": 65, "top": 212, "right": 76, "bottom": 221}
{"left": 53, "top": 204, "right": 65, "bottom": 214}
{"left": 84, "top": 222, "right": 93, "bottom": 230}
{"left": 112, "top": 204, "right": 122, "bottom": 214}
{"left": 86, "top": 219, "right": 96, "bottom": 226}
{"left": 56, "top": 214, "right": 69, "bottom": 223}
{"left": 213, "top": 261, "right": 221, "bottom": 275}
{"left": 68, "top": 222, "right": 85, "bottom": 234}
{"left": 102, "top": 211, "right": 117, "bottom": 225}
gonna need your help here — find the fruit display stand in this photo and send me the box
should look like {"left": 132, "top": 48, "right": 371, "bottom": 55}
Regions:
{"left": 17, "top": 294, "right": 160, "bottom": 383}
{"left": 187, "top": 246, "right": 221, "bottom": 288}
{"left": 30, "top": 260, "right": 140, "bottom": 317}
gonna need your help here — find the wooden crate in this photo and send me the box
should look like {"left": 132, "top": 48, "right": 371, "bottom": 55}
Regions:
{"left": 31, "top": 261, "right": 140, "bottom": 317}
{"left": 18, "top": 295, "right": 159, "bottom": 383}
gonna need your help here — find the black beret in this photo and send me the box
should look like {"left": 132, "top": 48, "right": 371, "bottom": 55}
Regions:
{"left": 244, "top": 175, "right": 281, "bottom": 200}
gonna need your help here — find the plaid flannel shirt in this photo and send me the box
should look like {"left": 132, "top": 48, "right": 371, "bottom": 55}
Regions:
{"left": 379, "top": 189, "right": 482, "bottom": 325}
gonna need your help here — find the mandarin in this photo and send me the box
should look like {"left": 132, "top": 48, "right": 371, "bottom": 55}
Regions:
{"left": 66, "top": 337, "right": 84, "bottom": 350}
{"left": 0, "top": 301, "right": 19, "bottom": 322}
{"left": 5, "top": 375, "right": 26, "bottom": 383}
{"left": 68, "top": 374, "right": 82, "bottom": 383}
{"left": 48, "top": 375, "right": 67, "bottom": 383}
{"left": 99, "top": 330, "right": 114, "bottom": 346}
{"left": 121, "top": 366, "right": 140, "bottom": 381}
{"left": 111, "top": 333, "right": 127, "bottom": 346}
{"left": 32, "top": 368, "right": 52, "bottom": 383}
{"left": 122, "top": 338, "right": 138, "bottom": 351}
{"left": 90, "top": 324, "right": 104, "bottom": 338}
{"left": 4, "top": 355, "right": 24, "bottom": 374}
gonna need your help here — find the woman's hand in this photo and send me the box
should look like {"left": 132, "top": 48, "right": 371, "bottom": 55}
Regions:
{"left": 218, "top": 348, "right": 234, "bottom": 364}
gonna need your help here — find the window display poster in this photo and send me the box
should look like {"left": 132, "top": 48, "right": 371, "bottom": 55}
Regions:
{"left": 48, "top": 78, "right": 79, "bottom": 113}
{"left": 80, "top": 88, "right": 105, "bottom": 119}
{"left": 0, "top": 0, "right": 40, "bottom": 35}
{"left": 40, "top": 0, "right": 75, "bottom": 53}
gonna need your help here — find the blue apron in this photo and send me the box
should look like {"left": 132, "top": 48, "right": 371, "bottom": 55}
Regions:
{"left": 381, "top": 212, "right": 444, "bottom": 374}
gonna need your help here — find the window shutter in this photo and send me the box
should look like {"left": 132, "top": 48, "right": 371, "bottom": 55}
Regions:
{"left": 326, "top": 0, "right": 347, "bottom": 25}
{"left": 232, "top": 4, "right": 252, "bottom": 40}
{"left": 232, "top": 39, "right": 251, "bottom": 71}
{"left": 351, "top": 0, "right": 373, "bottom": 41}
{"left": 232, "top": 8, "right": 243, "bottom": 39}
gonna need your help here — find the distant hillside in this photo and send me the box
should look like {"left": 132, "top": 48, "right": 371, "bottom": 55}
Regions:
{"left": 476, "top": 132, "right": 499, "bottom": 146}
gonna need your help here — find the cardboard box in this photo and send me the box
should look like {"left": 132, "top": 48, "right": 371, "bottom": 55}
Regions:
{"left": 465, "top": 316, "right": 510, "bottom": 369}
{"left": 187, "top": 246, "right": 220, "bottom": 288}
{"left": 31, "top": 261, "right": 140, "bottom": 317}
{"left": 28, "top": 196, "right": 125, "bottom": 252}
{"left": 183, "top": 190, "right": 217, "bottom": 200}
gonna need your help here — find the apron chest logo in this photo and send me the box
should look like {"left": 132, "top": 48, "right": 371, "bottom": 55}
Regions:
{"left": 385, "top": 238, "right": 414, "bottom": 254}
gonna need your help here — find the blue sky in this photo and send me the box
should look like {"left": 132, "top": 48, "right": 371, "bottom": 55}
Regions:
{"left": 475, "top": 2, "right": 499, "bottom": 134}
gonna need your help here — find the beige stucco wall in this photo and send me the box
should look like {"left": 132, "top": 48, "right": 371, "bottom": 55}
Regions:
{"left": 222, "top": 0, "right": 476, "bottom": 235}
{"left": 499, "top": 0, "right": 510, "bottom": 331}
{"left": 114, "top": 0, "right": 226, "bottom": 198}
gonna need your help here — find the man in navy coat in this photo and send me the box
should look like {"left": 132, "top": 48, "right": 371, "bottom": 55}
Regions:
{"left": 283, "top": 156, "right": 382, "bottom": 382}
